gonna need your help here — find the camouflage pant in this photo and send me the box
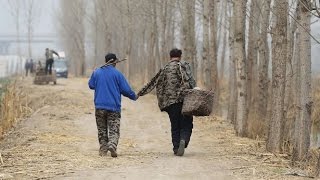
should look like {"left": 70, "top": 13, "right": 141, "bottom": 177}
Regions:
{"left": 95, "top": 109, "right": 121, "bottom": 151}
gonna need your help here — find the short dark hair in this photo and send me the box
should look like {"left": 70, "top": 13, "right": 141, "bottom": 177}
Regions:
{"left": 105, "top": 53, "right": 118, "bottom": 63}
{"left": 170, "top": 48, "right": 182, "bottom": 58}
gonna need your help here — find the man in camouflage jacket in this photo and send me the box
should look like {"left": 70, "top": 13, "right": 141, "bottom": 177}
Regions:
{"left": 138, "top": 48, "right": 196, "bottom": 156}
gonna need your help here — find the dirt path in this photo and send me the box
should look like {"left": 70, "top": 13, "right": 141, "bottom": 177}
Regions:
{"left": 0, "top": 78, "right": 305, "bottom": 179}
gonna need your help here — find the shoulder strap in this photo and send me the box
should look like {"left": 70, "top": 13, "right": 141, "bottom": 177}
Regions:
{"left": 177, "top": 62, "right": 185, "bottom": 85}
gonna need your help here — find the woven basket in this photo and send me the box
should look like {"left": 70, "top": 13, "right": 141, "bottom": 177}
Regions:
{"left": 182, "top": 89, "right": 214, "bottom": 116}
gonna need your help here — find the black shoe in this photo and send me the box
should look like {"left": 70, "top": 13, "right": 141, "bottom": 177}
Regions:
{"left": 176, "top": 140, "right": 185, "bottom": 156}
{"left": 173, "top": 149, "right": 178, "bottom": 155}
{"left": 108, "top": 148, "right": 118, "bottom": 158}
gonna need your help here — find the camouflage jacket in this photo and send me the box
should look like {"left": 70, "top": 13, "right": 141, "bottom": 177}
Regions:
{"left": 138, "top": 60, "right": 196, "bottom": 111}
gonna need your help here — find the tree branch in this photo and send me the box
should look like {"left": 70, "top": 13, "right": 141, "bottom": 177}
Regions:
{"left": 288, "top": 12, "right": 320, "bottom": 44}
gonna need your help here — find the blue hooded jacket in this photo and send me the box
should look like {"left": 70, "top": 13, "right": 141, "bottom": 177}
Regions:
{"left": 88, "top": 65, "right": 136, "bottom": 112}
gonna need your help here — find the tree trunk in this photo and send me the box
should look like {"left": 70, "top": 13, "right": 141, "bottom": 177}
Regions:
{"left": 267, "top": 0, "right": 288, "bottom": 153}
{"left": 256, "top": 0, "right": 271, "bottom": 132}
{"left": 246, "top": 0, "right": 259, "bottom": 108}
{"left": 283, "top": 1, "right": 299, "bottom": 153}
{"left": 202, "top": 0, "right": 211, "bottom": 89}
{"left": 209, "top": 0, "right": 220, "bottom": 115}
{"left": 147, "top": 0, "right": 157, "bottom": 80}
{"left": 233, "top": 0, "right": 248, "bottom": 137}
{"left": 227, "top": 0, "right": 236, "bottom": 124}
{"left": 185, "top": 0, "right": 196, "bottom": 76}
{"left": 292, "top": 23, "right": 301, "bottom": 161}
{"left": 58, "top": 0, "right": 86, "bottom": 76}
{"left": 219, "top": 0, "right": 228, "bottom": 82}
{"left": 26, "top": 0, "right": 35, "bottom": 59}
{"left": 125, "top": 0, "right": 133, "bottom": 82}
{"left": 93, "top": 0, "right": 99, "bottom": 67}
{"left": 8, "top": 0, "right": 22, "bottom": 73}
{"left": 293, "top": 0, "right": 312, "bottom": 161}
{"left": 159, "top": 0, "right": 168, "bottom": 66}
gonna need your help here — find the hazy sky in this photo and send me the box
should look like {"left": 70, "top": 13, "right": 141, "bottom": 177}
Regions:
{"left": 0, "top": 0, "right": 60, "bottom": 58}
{"left": 0, "top": 0, "right": 57, "bottom": 35}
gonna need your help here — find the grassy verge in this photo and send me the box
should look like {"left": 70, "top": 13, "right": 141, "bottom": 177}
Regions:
{"left": 0, "top": 78, "right": 32, "bottom": 139}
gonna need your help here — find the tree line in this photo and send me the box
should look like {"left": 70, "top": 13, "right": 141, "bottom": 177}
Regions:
{"left": 57, "top": 0, "right": 318, "bottom": 162}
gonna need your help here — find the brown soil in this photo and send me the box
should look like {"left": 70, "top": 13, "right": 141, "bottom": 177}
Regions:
{"left": 0, "top": 78, "right": 309, "bottom": 179}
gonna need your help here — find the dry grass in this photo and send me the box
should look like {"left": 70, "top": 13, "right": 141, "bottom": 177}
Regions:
{"left": 304, "top": 149, "right": 320, "bottom": 177}
{"left": 0, "top": 79, "right": 32, "bottom": 139}
{"left": 247, "top": 112, "right": 266, "bottom": 140}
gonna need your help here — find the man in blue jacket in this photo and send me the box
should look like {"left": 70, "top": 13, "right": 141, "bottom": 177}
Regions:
{"left": 88, "top": 53, "right": 137, "bottom": 157}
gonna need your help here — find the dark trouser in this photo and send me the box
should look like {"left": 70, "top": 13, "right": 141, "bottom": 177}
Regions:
{"left": 164, "top": 102, "right": 193, "bottom": 152}
{"left": 45, "top": 59, "right": 54, "bottom": 75}
{"left": 25, "top": 69, "right": 29, "bottom": 76}
{"left": 95, "top": 109, "right": 121, "bottom": 151}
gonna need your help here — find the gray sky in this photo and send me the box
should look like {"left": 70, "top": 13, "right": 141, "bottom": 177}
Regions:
{"left": 0, "top": 0, "right": 56, "bottom": 35}
{"left": 0, "top": 0, "right": 60, "bottom": 59}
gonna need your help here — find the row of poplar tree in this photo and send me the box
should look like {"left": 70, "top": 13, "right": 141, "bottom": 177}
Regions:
{"left": 57, "top": 0, "right": 318, "bottom": 162}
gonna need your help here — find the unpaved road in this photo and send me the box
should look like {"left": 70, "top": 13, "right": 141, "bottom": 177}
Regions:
{"left": 0, "top": 78, "right": 305, "bottom": 179}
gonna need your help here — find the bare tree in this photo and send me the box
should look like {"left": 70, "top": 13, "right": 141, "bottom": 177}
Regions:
{"left": 159, "top": 0, "right": 168, "bottom": 66}
{"left": 219, "top": 0, "right": 228, "bottom": 82}
{"left": 181, "top": 0, "right": 196, "bottom": 76}
{"left": 95, "top": 0, "right": 113, "bottom": 66}
{"left": 227, "top": 0, "right": 237, "bottom": 124}
{"left": 58, "top": 0, "right": 86, "bottom": 76}
{"left": 256, "top": 0, "right": 272, "bottom": 134}
{"left": 88, "top": 0, "right": 100, "bottom": 68}
{"left": 246, "top": 0, "right": 259, "bottom": 108}
{"left": 233, "top": 0, "right": 248, "bottom": 137}
{"left": 86, "top": 0, "right": 108, "bottom": 68}
{"left": 267, "top": 0, "right": 288, "bottom": 153}
{"left": 280, "top": 0, "right": 298, "bottom": 153}
{"left": 202, "top": 0, "right": 211, "bottom": 89}
{"left": 292, "top": 0, "right": 312, "bottom": 161}
{"left": 7, "top": 0, "right": 22, "bottom": 72}
{"left": 209, "top": 0, "right": 220, "bottom": 115}
{"left": 22, "top": 0, "right": 40, "bottom": 58}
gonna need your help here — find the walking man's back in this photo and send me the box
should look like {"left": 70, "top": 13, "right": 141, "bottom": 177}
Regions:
{"left": 138, "top": 48, "right": 196, "bottom": 156}
{"left": 88, "top": 53, "right": 137, "bottom": 157}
